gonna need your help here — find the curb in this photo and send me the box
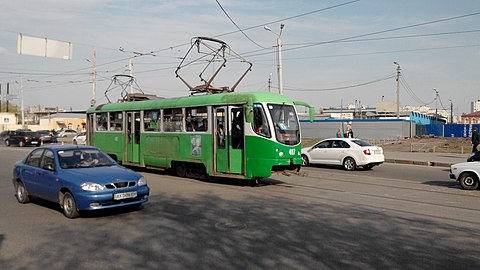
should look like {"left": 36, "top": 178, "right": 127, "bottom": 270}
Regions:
{"left": 385, "top": 159, "right": 452, "bottom": 168}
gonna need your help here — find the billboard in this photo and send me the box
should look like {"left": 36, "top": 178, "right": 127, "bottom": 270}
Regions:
{"left": 17, "top": 34, "right": 72, "bottom": 60}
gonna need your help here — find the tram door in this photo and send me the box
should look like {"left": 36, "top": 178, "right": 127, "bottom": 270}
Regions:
{"left": 126, "top": 111, "right": 140, "bottom": 164}
{"left": 214, "top": 106, "right": 244, "bottom": 175}
{"left": 87, "top": 114, "right": 94, "bottom": 145}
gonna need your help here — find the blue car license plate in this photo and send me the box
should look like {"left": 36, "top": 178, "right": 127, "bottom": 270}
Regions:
{"left": 113, "top": 191, "right": 137, "bottom": 200}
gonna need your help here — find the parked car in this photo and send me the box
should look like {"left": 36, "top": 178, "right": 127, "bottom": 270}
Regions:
{"left": 467, "top": 151, "right": 480, "bottom": 162}
{"left": 5, "top": 130, "right": 40, "bottom": 147}
{"left": 450, "top": 161, "right": 480, "bottom": 190}
{"left": 72, "top": 132, "right": 87, "bottom": 145}
{"left": 57, "top": 129, "right": 78, "bottom": 138}
{"left": 12, "top": 145, "right": 150, "bottom": 218}
{"left": 301, "top": 138, "right": 384, "bottom": 171}
{"left": 1, "top": 130, "right": 15, "bottom": 144}
{"left": 35, "top": 130, "right": 57, "bottom": 144}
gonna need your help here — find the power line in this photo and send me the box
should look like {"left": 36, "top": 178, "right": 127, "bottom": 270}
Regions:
{"left": 215, "top": 0, "right": 267, "bottom": 49}
{"left": 283, "top": 73, "right": 395, "bottom": 92}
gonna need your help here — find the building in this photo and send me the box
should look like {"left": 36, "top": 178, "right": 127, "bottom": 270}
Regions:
{"left": 471, "top": 100, "right": 480, "bottom": 113}
{"left": 461, "top": 111, "right": 480, "bottom": 124}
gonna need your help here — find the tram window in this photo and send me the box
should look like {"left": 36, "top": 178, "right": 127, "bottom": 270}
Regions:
{"left": 186, "top": 107, "right": 208, "bottom": 132}
{"left": 96, "top": 113, "right": 108, "bottom": 131}
{"left": 268, "top": 104, "right": 300, "bottom": 145}
{"left": 164, "top": 108, "right": 183, "bottom": 132}
{"left": 109, "top": 112, "right": 123, "bottom": 131}
{"left": 231, "top": 108, "right": 244, "bottom": 149}
{"left": 252, "top": 104, "right": 271, "bottom": 138}
{"left": 144, "top": 110, "right": 160, "bottom": 132}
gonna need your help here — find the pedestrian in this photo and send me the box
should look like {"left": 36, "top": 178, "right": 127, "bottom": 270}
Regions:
{"left": 336, "top": 128, "right": 344, "bottom": 138}
{"left": 346, "top": 125, "right": 354, "bottom": 138}
{"left": 472, "top": 127, "right": 479, "bottom": 153}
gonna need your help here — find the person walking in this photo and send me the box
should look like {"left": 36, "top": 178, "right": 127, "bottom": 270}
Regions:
{"left": 472, "top": 127, "right": 480, "bottom": 153}
{"left": 336, "top": 128, "right": 344, "bottom": 138}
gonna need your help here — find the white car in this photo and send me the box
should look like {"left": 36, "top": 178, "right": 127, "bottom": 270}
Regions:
{"left": 449, "top": 161, "right": 480, "bottom": 190}
{"left": 301, "top": 138, "right": 384, "bottom": 171}
{"left": 72, "top": 132, "right": 87, "bottom": 145}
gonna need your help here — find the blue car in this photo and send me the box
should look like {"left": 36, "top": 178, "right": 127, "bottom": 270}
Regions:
{"left": 12, "top": 145, "right": 149, "bottom": 218}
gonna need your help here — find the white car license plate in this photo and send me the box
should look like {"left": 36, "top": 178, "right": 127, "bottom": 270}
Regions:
{"left": 374, "top": 150, "right": 381, "bottom": 154}
{"left": 114, "top": 191, "right": 137, "bottom": 200}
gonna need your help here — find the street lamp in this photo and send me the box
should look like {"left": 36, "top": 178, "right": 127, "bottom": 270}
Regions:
{"left": 264, "top": 24, "right": 285, "bottom": 95}
{"left": 433, "top": 88, "right": 439, "bottom": 118}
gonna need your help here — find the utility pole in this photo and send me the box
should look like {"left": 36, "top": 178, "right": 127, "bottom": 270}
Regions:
{"left": 433, "top": 88, "right": 439, "bottom": 121}
{"left": 20, "top": 76, "right": 25, "bottom": 128}
{"left": 267, "top": 73, "right": 272, "bottom": 92}
{"left": 91, "top": 47, "right": 97, "bottom": 107}
{"left": 264, "top": 24, "right": 285, "bottom": 95}
{"left": 277, "top": 24, "right": 284, "bottom": 95}
{"left": 6, "top": 82, "right": 9, "bottom": 112}
{"left": 449, "top": 99, "right": 453, "bottom": 124}
{"left": 394, "top": 62, "right": 401, "bottom": 118}
{"left": 128, "top": 58, "right": 133, "bottom": 94}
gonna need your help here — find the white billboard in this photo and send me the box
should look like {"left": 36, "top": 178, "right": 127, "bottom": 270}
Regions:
{"left": 17, "top": 34, "right": 72, "bottom": 60}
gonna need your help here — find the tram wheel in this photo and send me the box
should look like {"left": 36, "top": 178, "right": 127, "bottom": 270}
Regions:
{"left": 175, "top": 163, "right": 187, "bottom": 177}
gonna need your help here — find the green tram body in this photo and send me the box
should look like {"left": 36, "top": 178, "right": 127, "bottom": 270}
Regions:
{"left": 86, "top": 91, "right": 311, "bottom": 181}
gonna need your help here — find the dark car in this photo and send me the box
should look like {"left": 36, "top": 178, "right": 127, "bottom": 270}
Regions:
{"left": 5, "top": 130, "right": 40, "bottom": 147}
{"left": 35, "top": 130, "right": 57, "bottom": 144}
{"left": 467, "top": 151, "right": 480, "bottom": 162}
{"left": 12, "top": 145, "right": 149, "bottom": 218}
{"left": 1, "top": 130, "right": 15, "bottom": 144}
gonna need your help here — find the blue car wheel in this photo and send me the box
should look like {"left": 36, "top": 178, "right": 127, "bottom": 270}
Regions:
{"left": 62, "top": 192, "right": 80, "bottom": 219}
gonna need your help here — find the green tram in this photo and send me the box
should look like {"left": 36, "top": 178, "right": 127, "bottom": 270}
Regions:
{"left": 86, "top": 91, "right": 313, "bottom": 182}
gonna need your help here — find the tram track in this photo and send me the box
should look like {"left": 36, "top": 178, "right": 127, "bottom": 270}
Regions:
{"left": 253, "top": 167, "right": 480, "bottom": 229}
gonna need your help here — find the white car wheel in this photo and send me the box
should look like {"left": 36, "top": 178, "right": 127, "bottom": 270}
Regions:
{"left": 343, "top": 157, "right": 356, "bottom": 171}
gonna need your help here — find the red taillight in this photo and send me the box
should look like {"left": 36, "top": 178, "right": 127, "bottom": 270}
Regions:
{"left": 363, "top": 149, "right": 371, "bottom": 155}
{"left": 23, "top": 136, "right": 29, "bottom": 140}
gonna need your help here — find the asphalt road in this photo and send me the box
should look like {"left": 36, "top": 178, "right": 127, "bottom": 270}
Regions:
{"left": 1, "top": 145, "right": 479, "bottom": 270}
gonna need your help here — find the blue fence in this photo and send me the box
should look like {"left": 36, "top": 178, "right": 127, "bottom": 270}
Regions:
{"left": 419, "top": 124, "right": 480, "bottom": 138}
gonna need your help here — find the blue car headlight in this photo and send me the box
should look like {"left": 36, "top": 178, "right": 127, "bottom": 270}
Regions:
{"left": 81, "top": 182, "right": 105, "bottom": 191}
{"left": 138, "top": 176, "right": 147, "bottom": 186}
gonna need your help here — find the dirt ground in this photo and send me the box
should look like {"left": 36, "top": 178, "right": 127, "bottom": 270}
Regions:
{"left": 302, "top": 137, "right": 474, "bottom": 154}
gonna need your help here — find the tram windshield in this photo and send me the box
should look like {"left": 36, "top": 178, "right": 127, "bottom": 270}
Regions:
{"left": 267, "top": 103, "right": 300, "bottom": 145}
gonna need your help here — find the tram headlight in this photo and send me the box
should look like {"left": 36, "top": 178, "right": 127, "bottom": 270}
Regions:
{"left": 278, "top": 151, "right": 284, "bottom": 157}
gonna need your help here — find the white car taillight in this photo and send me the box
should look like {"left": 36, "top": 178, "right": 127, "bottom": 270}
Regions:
{"left": 363, "top": 149, "right": 371, "bottom": 155}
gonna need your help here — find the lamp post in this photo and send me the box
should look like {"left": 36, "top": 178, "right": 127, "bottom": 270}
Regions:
{"left": 264, "top": 24, "right": 285, "bottom": 95}
{"left": 393, "top": 62, "right": 401, "bottom": 118}
{"left": 433, "top": 88, "right": 439, "bottom": 119}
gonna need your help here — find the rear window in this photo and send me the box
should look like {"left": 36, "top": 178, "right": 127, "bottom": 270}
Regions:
{"left": 352, "top": 140, "right": 373, "bottom": 147}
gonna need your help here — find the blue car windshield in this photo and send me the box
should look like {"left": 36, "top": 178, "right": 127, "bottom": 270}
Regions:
{"left": 58, "top": 149, "right": 116, "bottom": 168}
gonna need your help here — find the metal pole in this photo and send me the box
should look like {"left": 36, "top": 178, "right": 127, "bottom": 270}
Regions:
{"left": 268, "top": 73, "right": 272, "bottom": 92}
{"left": 277, "top": 32, "right": 283, "bottom": 95}
{"left": 394, "top": 62, "right": 401, "bottom": 118}
{"left": 91, "top": 47, "right": 97, "bottom": 107}
{"left": 129, "top": 58, "right": 133, "bottom": 94}
{"left": 20, "top": 76, "right": 25, "bottom": 128}
{"left": 449, "top": 99, "right": 453, "bottom": 124}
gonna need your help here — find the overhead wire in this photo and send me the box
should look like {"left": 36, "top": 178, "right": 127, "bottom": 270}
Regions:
{"left": 215, "top": 0, "right": 268, "bottom": 49}
{"left": 283, "top": 73, "right": 396, "bottom": 92}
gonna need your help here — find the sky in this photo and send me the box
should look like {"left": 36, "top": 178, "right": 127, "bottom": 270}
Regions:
{"left": 1, "top": 0, "right": 480, "bottom": 116}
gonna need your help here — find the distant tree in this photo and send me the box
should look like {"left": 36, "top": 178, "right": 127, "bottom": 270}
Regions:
{"left": 0, "top": 101, "right": 20, "bottom": 113}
